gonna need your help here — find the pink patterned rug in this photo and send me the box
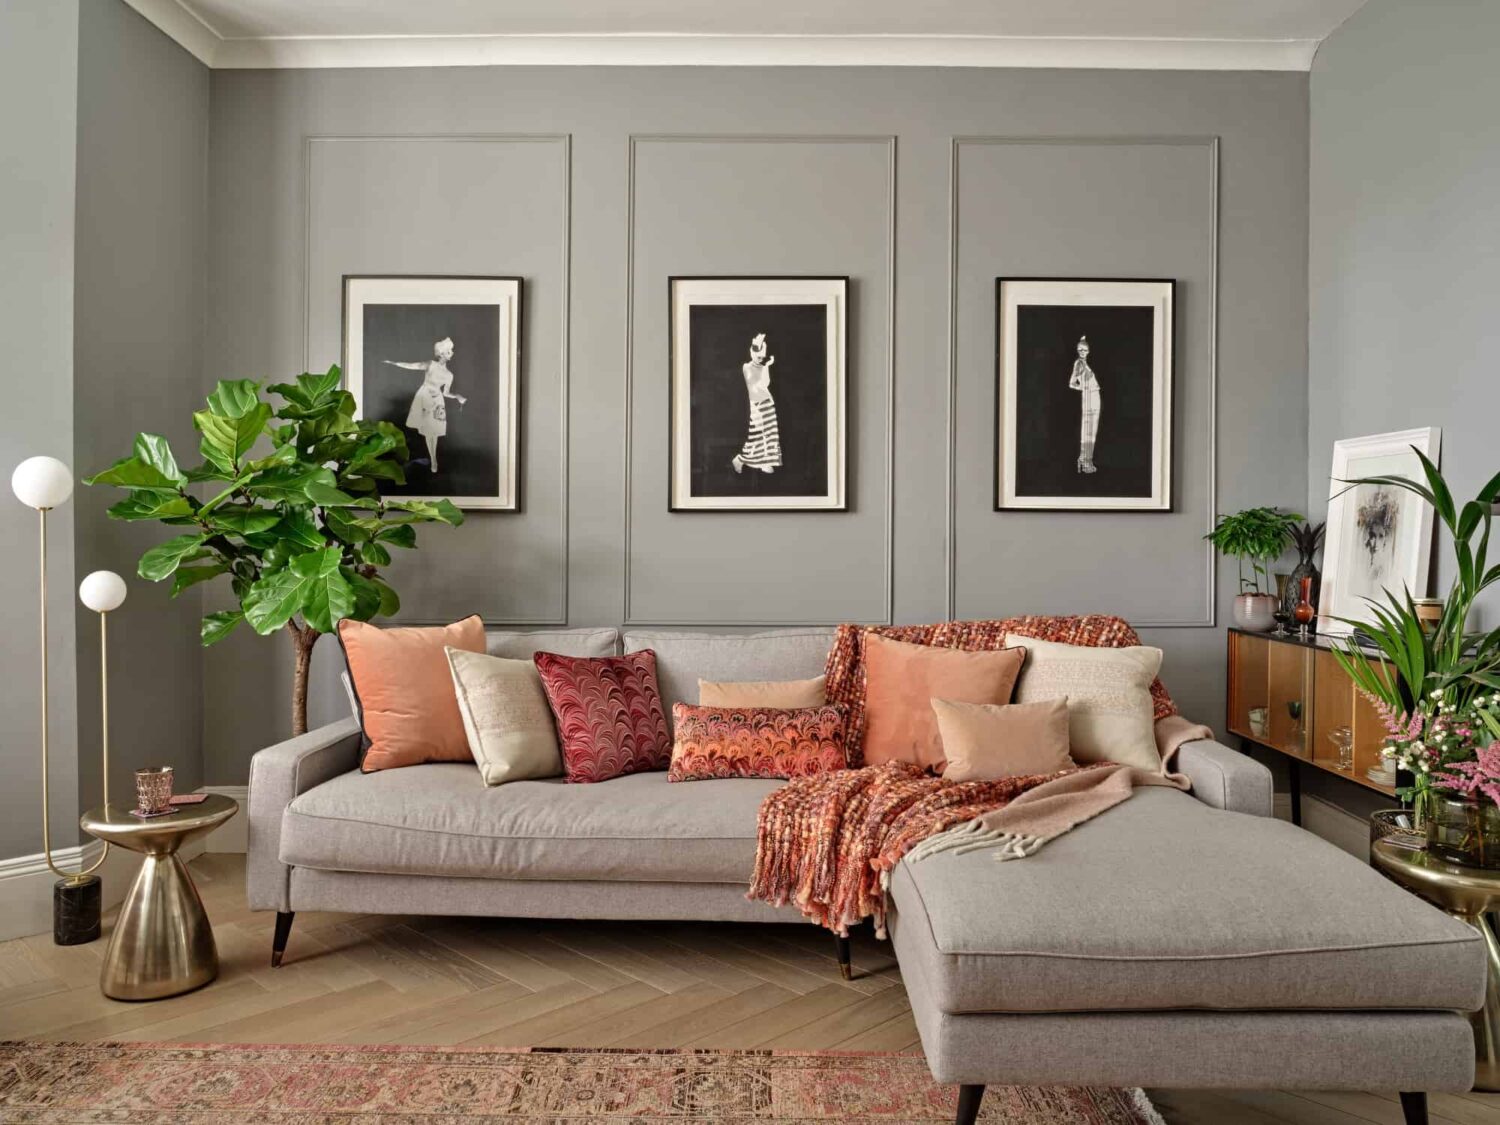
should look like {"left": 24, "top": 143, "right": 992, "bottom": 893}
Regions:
{"left": 0, "top": 1041, "right": 1162, "bottom": 1123}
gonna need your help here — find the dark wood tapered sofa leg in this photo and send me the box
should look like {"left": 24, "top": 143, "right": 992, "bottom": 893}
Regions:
{"left": 835, "top": 934, "right": 852, "bottom": 980}
{"left": 955, "top": 1084, "right": 985, "bottom": 1125}
{"left": 1399, "top": 1092, "right": 1428, "bottom": 1125}
{"left": 271, "top": 911, "right": 295, "bottom": 967}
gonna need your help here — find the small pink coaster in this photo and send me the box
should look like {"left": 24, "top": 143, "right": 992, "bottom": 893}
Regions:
{"left": 169, "top": 794, "right": 208, "bottom": 806}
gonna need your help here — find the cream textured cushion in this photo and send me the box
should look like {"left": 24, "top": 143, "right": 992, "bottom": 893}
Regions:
{"left": 1005, "top": 635, "right": 1163, "bottom": 772}
{"left": 931, "top": 698, "right": 1073, "bottom": 781}
{"left": 698, "top": 675, "right": 827, "bottom": 709}
{"left": 446, "top": 648, "right": 563, "bottom": 786}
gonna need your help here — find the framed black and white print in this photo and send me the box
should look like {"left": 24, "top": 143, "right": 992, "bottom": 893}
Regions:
{"left": 995, "top": 278, "right": 1174, "bottom": 512}
{"left": 343, "top": 275, "right": 522, "bottom": 511}
{"left": 669, "top": 276, "right": 847, "bottom": 512}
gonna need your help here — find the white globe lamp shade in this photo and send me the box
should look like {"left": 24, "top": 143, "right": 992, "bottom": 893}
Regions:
{"left": 11, "top": 456, "right": 74, "bottom": 510}
{"left": 79, "top": 570, "right": 128, "bottom": 614}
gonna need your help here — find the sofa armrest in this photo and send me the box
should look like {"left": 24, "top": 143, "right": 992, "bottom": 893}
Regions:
{"left": 1175, "top": 739, "right": 1274, "bottom": 817}
{"left": 246, "top": 717, "right": 361, "bottom": 911}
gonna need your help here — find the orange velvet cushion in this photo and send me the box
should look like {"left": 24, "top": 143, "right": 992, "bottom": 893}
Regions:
{"left": 340, "top": 615, "right": 486, "bottom": 771}
{"left": 861, "top": 634, "right": 1026, "bottom": 771}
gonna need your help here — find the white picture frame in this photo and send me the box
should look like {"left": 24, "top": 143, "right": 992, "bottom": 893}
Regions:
{"left": 996, "top": 278, "right": 1174, "bottom": 511}
{"left": 668, "top": 276, "right": 848, "bottom": 512}
{"left": 1317, "top": 427, "right": 1442, "bottom": 637}
{"left": 343, "top": 275, "right": 522, "bottom": 511}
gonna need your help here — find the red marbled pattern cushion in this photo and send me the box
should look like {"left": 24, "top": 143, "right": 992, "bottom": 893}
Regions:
{"left": 534, "top": 650, "right": 672, "bottom": 783}
{"left": 668, "top": 703, "right": 850, "bottom": 782}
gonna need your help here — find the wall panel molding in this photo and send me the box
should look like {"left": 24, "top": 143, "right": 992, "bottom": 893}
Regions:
{"left": 945, "top": 134, "right": 1220, "bottom": 629}
{"left": 622, "top": 133, "right": 897, "bottom": 628}
{"left": 302, "top": 133, "right": 572, "bottom": 626}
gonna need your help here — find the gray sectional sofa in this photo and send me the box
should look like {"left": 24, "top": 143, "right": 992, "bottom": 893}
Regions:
{"left": 248, "top": 627, "right": 1486, "bottom": 1125}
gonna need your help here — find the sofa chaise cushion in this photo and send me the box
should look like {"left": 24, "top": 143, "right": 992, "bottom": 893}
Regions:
{"left": 888, "top": 786, "right": 1485, "bottom": 1015}
{"left": 279, "top": 764, "right": 780, "bottom": 883}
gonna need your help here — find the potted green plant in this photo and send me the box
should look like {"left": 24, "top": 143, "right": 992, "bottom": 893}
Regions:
{"left": 1205, "top": 507, "right": 1302, "bottom": 632}
{"left": 1331, "top": 449, "right": 1500, "bottom": 824}
{"left": 85, "top": 368, "right": 463, "bottom": 735}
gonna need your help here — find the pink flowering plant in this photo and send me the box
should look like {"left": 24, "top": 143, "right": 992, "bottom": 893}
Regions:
{"left": 1427, "top": 697, "right": 1500, "bottom": 807}
{"left": 1376, "top": 693, "right": 1500, "bottom": 805}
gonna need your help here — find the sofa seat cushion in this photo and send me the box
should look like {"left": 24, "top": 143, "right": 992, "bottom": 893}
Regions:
{"left": 280, "top": 765, "right": 782, "bottom": 883}
{"left": 888, "top": 787, "right": 1485, "bottom": 1015}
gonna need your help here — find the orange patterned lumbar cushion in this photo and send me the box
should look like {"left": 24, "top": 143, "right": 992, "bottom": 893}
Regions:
{"left": 823, "top": 616, "right": 1178, "bottom": 767}
{"left": 668, "top": 703, "right": 850, "bottom": 782}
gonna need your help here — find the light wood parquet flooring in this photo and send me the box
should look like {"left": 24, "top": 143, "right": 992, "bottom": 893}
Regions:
{"left": 1, "top": 853, "right": 1497, "bottom": 1125}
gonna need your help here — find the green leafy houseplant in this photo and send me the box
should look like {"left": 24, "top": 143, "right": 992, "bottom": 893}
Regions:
{"left": 1205, "top": 507, "right": 1303, "bottom": 595}
{"left": 1330, "top": 449, "right": 1500, "bottom": 812}
{"left": 85, "top": 368, "right": 463, "bottom": 735}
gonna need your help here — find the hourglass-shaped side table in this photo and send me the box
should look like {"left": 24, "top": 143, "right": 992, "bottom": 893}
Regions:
{"left": 79, "top": 795, "right": 238, "bottom": 1001}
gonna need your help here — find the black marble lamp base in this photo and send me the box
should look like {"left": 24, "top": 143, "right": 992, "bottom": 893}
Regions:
{"left": 54, "top": 875, "right": 101, "bottom": 945}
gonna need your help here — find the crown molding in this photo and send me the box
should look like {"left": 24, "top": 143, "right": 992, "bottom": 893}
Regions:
{"left": 119, "top": 8, "right": 1321, "bottom": 73}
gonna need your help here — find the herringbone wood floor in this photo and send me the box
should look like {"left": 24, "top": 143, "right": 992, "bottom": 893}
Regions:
{"left": 1, "top": 853, "right": 1497, "bottom": 1125}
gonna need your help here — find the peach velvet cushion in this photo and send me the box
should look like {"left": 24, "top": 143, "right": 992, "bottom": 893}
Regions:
{"left": 698, "top": 675, "right": 827, "bottom": 709}
{"left": 931, "top": 697, "right": 1073, "bottom": 782}
{"left": 340, "top": 615, "right": 486, "bottom": 772}
{"left": 861, "top": 634, "right": 1026, "bottom": 770}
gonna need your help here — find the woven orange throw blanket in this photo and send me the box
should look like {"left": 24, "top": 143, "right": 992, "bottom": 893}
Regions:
{"left": 748, "top": 760, "right": 1098, "bottom": 937}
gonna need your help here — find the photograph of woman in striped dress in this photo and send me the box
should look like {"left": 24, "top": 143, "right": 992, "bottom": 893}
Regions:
{"left": 1067, "top": 335, "right": 1101, "bottom": 474}
{"left": 731, "top": 333, "right": 781, "bottom": 474}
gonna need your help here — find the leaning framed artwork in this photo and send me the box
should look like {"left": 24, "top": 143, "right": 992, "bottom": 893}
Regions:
{"left": 995, "top": 278, "right": 1175, "bottom": 512}
{"left": 1318, "top": 427, "right": 1442, "bottom": 637}
{"left": 668, "top": 276, "right": 848, "bottom": 512}
{"left": 343, "top": 275, "right": 522, "bottom": 511}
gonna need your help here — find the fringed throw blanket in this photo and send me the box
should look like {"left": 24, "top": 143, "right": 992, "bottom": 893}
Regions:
{"left": 748, "top": 716, "right": 1212, "bottom": 937}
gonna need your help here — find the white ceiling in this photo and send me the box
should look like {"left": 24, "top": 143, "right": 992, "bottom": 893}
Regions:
{"left": 125, "top": 0, "right": 1370, "bottom": 70}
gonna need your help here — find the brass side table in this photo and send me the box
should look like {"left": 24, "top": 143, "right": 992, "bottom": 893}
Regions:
{"left": 80, "top": 795, "right": 238, "bottom": 1001}
{"left": 1372, "top": 837, "right": 1500, "bottom": 1090}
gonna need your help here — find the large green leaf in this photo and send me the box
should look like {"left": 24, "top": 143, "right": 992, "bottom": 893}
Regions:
{"left": 268, "top": 367, "right": 344, "bottom": 418}
{"left": 384, "top": 498, "right": 465, "bottom": 526}
{"left": 200, "top": 610, "right": 244, "bottom": 646}
{"left": 195, "top": 401, "right": 272, "bottom": 471}
{"left": 107, "top": 491, "right": 195, "bottom": 521}
{"left": 138, "top": 533, "right": 207, "bottom": 582}
{"left": 84, "top": 453, "right": 184, "bottom": 494}
{"left": 245, "top": 465, "right": 353, "bottom": 506}
{"left": 171, "top": 563, "right": 228, "bottom": 597}
{"left": 132, "top": 434, "right": 186, "bottom": 485}
{"left": 377, "top": 523, "right": 418, "bottom": 549}
{"left": 204, "top": 506, "right": 281, "bottom": 536}
{"left": 243, "top": 546, "right": 355, "bottom": 635}
{"left": 206, "top": 380, "right": 263, "bottom": 419}
{"left": 274, "top": 510, "right": 327, "bottom": 551}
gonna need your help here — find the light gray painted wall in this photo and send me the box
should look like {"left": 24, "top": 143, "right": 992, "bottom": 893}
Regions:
{"left": 1309, "top": 0, "right": 1500, "bottom": 613}
{"left": 204, "top": 66, "right": 1310, "bottom": 783}
{"left": 0, "top": 0, "right": 82, "bottom": 858}
{"left": 73, "top": 0, "right": 210, "bottom": 811}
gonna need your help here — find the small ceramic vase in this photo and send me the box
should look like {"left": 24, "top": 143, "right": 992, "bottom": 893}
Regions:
{"left": 1232, "top": 593, "right": 1278, "bottom": 632}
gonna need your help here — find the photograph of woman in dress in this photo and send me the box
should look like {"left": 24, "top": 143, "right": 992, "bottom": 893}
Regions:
{"left": 1068, "top": 335, "right": 1101, "bottom": 474}
{"left": 731, "top": 333, "right": 782, "bottom": 475}
{"left": 383, "top": 336, "right": 467, "bottom": 473}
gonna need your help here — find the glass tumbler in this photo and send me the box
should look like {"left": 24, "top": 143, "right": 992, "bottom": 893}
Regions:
{"left": 134, "top": 766, "right": 174, "bottom": 815}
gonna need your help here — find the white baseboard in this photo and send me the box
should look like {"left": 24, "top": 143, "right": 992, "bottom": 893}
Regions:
{"left": 198, "top": 786, "right": 249, "bottom": 854}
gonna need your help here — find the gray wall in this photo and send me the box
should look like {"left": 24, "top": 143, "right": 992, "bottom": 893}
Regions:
{"left": 1309, "top": 0, "right": 1500, "bottom": 611}
{"left": 0, "top": 0, "right": 82, "bottom": 858}
{"left": 73, "top": 0, "right": 210, "bottom": 810}
{"left": 205, "top": 65, "right": 1309, "bottom": 782}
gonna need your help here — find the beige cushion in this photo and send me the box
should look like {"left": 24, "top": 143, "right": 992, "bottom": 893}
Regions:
{"left": 932, "top": 698, "right": 1072, "bottom": 781}
{"left": 1006, "top": 635, "right": 1162, "bottom": 772}
{"left": 698, "top": 675, "right": 827, "bottom": 708}
{"left": 446, "top": 648, "right": 563, "bottom": 786}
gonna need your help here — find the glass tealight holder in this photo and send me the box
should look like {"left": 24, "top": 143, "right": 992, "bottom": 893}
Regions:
{"left": 134, "top": 766, "right": 174, "bottom": 816}
{"left": 1328, "top": 725, "right": 1355, "bottom": 772}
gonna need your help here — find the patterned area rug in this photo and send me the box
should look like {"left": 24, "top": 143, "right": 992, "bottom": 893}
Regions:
{"left": 0, "top": 1041, "right": 1163, "bottom": 1123}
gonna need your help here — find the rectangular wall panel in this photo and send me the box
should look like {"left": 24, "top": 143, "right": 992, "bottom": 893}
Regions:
{"left": 306, "top": 135, "right": 569, "bottom": 623}
{"left": 951, "top": 138, "right": 1217, "bottom": 625}
{"left": 625, "top": 136, "right": 895, "bottom": 625}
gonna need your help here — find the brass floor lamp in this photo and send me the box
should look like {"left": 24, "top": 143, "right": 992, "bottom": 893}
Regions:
{"left": 10, "top": 456, "right": 117, "bottom": 944}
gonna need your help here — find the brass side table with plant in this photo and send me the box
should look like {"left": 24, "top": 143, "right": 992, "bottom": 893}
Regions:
{"left": 80, "top": 795, "right": 238, "bottom": 1001}
{"left": 1372, "top": 838, "right": 1500, "bottom": 1090}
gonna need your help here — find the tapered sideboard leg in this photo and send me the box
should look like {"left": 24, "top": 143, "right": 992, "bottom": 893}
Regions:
{"left": 955, "top": 1084, "right": 985, "bottom": 1125}
{"left": 271, "top": 911, "right": 295, "bottom": 968}
{"left": 1399, "top": 1092, "right": 1428, "bottom": 1125}
{"left": 835, "top": 933, "right": 851, "bottom": 980}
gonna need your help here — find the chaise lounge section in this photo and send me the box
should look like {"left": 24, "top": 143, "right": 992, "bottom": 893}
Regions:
{"left": 247, "top": 626, "right": 1486, "bottom": 1122}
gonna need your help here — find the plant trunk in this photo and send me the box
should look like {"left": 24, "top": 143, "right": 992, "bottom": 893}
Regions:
{"left": 288, "top": 623, "right": 321, "bottom": 737}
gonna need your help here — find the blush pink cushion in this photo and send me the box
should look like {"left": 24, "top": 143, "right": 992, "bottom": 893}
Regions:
{"left": 931, "top": 697, "right": 1073, "bottom": 781}
{"left": 534, "top": 650, "right": 672, "bottom": 783}
{"left": 340, "top": 615, "right": 486, "bottom": 772}
{"left": 861, "top": 634, "right": 1026, "bottom": 771}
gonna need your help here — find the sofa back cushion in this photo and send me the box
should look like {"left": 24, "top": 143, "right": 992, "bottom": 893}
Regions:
{"left": 622, "top": 628, "right": 837, "bottom": 729}
{"left": 486, "top": 627, "right": 619, "bottom": 659}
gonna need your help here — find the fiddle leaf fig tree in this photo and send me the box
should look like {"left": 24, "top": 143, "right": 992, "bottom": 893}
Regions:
{"left": 85, "top": 367, "right": 463, "bottom": 735}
